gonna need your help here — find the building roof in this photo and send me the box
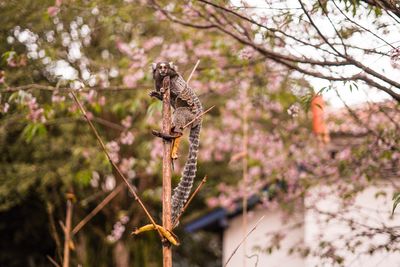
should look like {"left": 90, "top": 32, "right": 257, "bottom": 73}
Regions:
{"left": 184, "top": 189, "right": 269, "bottom": 233}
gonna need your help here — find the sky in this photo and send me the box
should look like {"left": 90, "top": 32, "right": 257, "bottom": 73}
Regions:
{"left": 231, "top": 0, "right": 399, "bottom": 109}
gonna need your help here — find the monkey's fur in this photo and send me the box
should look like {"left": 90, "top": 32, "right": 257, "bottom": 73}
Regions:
{"left": 151, "top": 62, "right": 203, "bottom": 225}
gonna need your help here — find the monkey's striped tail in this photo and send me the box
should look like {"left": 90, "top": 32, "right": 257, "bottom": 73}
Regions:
{"left": 171, "top": 122, "right": 201, "bottom": 225}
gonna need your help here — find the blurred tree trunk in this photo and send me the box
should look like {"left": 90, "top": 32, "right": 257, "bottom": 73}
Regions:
{"left": 113, "top": 241, "right": 130, "bottom": 267}
{"left": 76, "top": 234, "right": 88, "bottom": 266}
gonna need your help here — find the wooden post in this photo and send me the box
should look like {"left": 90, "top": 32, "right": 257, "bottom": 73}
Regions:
{"left": 161, "top": 76, "right": 173, "bottom": 267}
{"left": 63, "top": 195, "right": 73, "bottom": 267}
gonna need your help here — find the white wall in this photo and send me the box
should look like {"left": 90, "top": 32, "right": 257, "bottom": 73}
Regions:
{"left": 305, "top": 184, "right": 400, "bottom": 267}
{"left": 223, "top": 207, "right": 305, "bottom": 267}
{"left": 222, "top": 184, "right": 400, "bottom": 267}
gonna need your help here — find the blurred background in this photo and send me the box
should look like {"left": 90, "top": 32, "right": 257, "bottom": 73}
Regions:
{"left": 0, "top": 0, "right": 399, "bottom": 266}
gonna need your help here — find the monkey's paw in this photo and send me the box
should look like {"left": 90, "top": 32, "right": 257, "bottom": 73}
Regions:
{"left": 149, "top": 91, "right": 162, "bottom": 100}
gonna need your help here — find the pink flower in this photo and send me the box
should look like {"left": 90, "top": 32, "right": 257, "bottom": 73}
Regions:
{"left": 119, "top": 157, "right": 135, "bottom": 174}
{"left": 206, "top": 197, "right": 219, "bottom": 208}
{"left": 123, "top": 70, "right": 144, "bottom": 87}
{"left": 51, "top": 93, "right": 65, "bottom": 103}
{"left": 26, "top": 97, "right": 46, "bottom": 123}
{"left": 120, "top": 131, "right": 134, "bottom": 145}
{"left": 85, "top": 90, "right": 96, "bottom": 104}
{"left": 116, "top": 39, "right": 134, "bottom": 57}
{"left": 238, "top": 47, "right": 254, "bottom": 60}
{"left": 86, "top": 111, "right": 94, "bottom": 120}
{"left": 143, "top": 37, "right": 164, "bottom": 51}
{"left": 47, "top": 6, "right": 60, "bottom": 17}
{"left": 0, "top": 71, "right": 5, "bottom": 83}
{"left": 106, "top": 141, "right": 120, "bottom": 163}
{"left": 121, "top": 116, "right": 132, "bottom": 128}
{"left": 98, "top": 96, "right": 106, "bottom": 106}
{"left": 3, "top": 103, "right": 10, "bottom": 113}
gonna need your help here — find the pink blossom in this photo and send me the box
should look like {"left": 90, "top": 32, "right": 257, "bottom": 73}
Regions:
{"left": 120, "top": 131, "right": 134, "bottom": 145}
{"left": 6, "top": 53, "right": 17, "bottom": 67}
{"left": 85, "top": 89, "right": 96, "bottom": 104}
{"left": 116, "top": 39, "right": 134, "bottom": 57}
{"left": 98, "top": 96, "right": 106, "bottom": 106}
{"left": 26, "top": 97, "right": 46, "bottom": 123}
{"left": 206, "top": 197, "right": 219, "bottom": 208}
{"left": 119, "top": 157, "right": 135, "bottom": 175}
{"left": 142, "top": 37, "right": 164, "bottom": 50}
{"left": 0, "top": 71, "right": 5, "bottom": 84}
{"left": 287, "top": 103, "right": 300, "bottom": 117}
{"left": 82, "top": 149, "right": 91, "bottom": 159}
{"left": 106, "top": 141, "right": 120, "bottom": 163}
{"left": 154, "top": 10, "right": 167, "bottom": 20}
{"left": 238, "top": 47, "right": 255, "bottom": 60}
{"left": 86, "top": 111, "right": 94, "bottom": 120}
{"left": 390, "top": 47, "right": 400, "bottom": 63}
{"left": 3, "top": 103, "right": 10, "bottom": 113}
{"left": 123, "top": 70, "right": 144, "bottom": 87}
{"left": 150, "top": 139, "right": 163, "bottom": 160}
{"left": 160, "top": 43, "right": 188, "bottom": 64}
{"left": 51, "top": 93, "right": 65, "bottom": 103}
{"left": 121, "top": 116, "right": 132, "bottom": 128}
{"left": 47, "top": 6, "right": 60, "bottom": 17}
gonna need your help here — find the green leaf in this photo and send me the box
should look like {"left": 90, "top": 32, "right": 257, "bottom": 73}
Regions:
{"left": 146, "top": 101, "right": 162, "bottom": 117}
{"left": 75, "top": 170, "right": 92, "bottom": 186}
{"left": 392, "top": 192, "right": 400, "bottom": 215}
{"left": 21, "top": 123, "right": 47, "bottom": 143}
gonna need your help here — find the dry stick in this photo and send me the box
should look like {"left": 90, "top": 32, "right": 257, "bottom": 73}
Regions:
{"left": 161, "top": 76, "right": 173, "bottom": 267}
{"left": 186, "top": 59, "right": 200, "bottom": 85}
{"left": 241, "top": 86, "right": 249, "bottom": 267}
{"left": 1, "top": 84, "right": 139, "bottom": 93}
{"left": 69, "top": 91, "right": 164, "bottom": 241}
{"left": 47, "top": 255, "right": 61, "bottom": 267}
{"left": 174, "top": 176, "right": 208, "bottom": 228}
{"left": 47, "top": 204, "right": 63, "bottom": 262}
{"left": 223, "top": 216, "right": 265, "bottom": 267}
{"left": 62, "top": 197, "right": 73, "bottom": 267}
{"left": 182, "top": 105, "right": 215, "bottom": 130}
{"left": 72, "top": 183, "right": 124, "bottom": 235}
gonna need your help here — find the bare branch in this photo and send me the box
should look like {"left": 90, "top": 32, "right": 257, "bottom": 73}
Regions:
{"left": 69, "top": 90, "right": 165, "bottom": 241}
{"left": 224, "top": 216, "right": 265, "bottom": 267}
{"left": 72, "top": 183, "right": 125, "bottom": 235}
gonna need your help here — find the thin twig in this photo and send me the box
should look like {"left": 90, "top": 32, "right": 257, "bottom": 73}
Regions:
{"left": 186, "top": 59, "right": 200, "bottom": 85}
{"left": 182, "top": 105, "right": 215, "bottom": 130}
{"left": 47, "top": 255, "right": 61, "bottom": 267}
{"left": 47, "top": 203, "right": 63, "bottom": 262}
{"left": 69, "top": 90, "right": 164, "bottom": 240}
{"left": 72, "top": 183, "right": 124, "bottom": 235}
{"left": 0, "top": 84, "right": 140, "bottom": 93}
{"left": 59, "top": 221, "right": 66, "bottom": 233}
{"left": 174, "top": 176, "right": 208, "bottom": 227}
{"left": 242, "top": 85, "right": 249, "bottom": 267}
{"left": 223, "top": 216, "right": 265, "bottom": 267}
{"left": 62, "top": 197, "right": 73, "bottom": 267}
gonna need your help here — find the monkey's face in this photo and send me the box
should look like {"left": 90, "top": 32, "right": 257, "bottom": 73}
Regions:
{"left": 158, "top": 62, "right": 169, "bottom": 76}
{"left": 152, "top": 62, "right": 177, "bottom": 78}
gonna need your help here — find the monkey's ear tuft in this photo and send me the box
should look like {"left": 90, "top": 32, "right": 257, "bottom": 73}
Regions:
{"left": 151, "top": 63, "right": 157, "bottom": 71}
{"left": 169, "top": 62, "right": 177, "bottom": 71}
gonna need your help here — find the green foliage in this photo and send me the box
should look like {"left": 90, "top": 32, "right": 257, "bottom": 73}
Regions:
{"left": 392, "top": 192, "right": 400, "bottom": 215}
{"left": 21, "top": 123, "right": 47, "bottom": 143}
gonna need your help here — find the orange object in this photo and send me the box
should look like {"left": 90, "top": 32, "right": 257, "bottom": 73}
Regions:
{"left": 171, "top": 136, "right": 181, "bottom": 160}
{"left": 311, "top": 95, "right": 330, "bottom": 143}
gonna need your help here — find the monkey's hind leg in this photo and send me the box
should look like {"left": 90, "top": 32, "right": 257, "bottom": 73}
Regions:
{"left": 171, "top": 136, "right": 181, "bottom": 160}
{"left": 152, "top": 130, "right": 182, "bottom": 140}
{"left": 170, "top": 107, "right": 196, "bottom": 161}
